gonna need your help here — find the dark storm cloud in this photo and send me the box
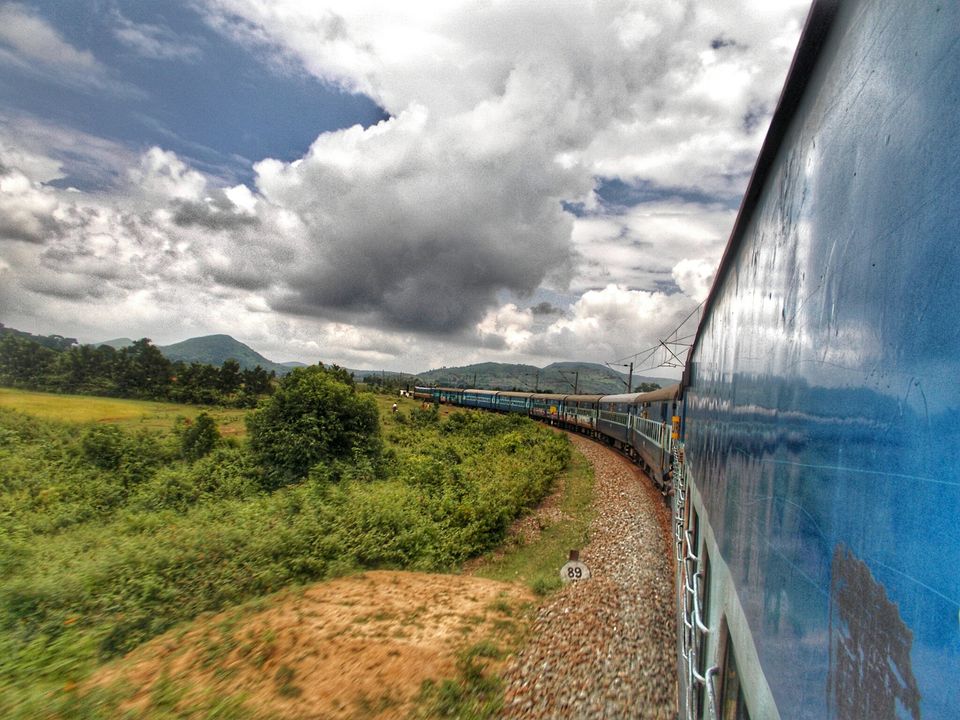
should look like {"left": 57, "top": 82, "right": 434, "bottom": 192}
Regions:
{"left": 710, "top": 36, "right": 738, "bottom": 50}
{"left": 172, "top": 195, "right": 260, "bottom": 230}
{"left": 530, "top": 301, "right": 563, "bottom": 316}
{"left": 254, "top": 104, "right": 586, "bottom": 334}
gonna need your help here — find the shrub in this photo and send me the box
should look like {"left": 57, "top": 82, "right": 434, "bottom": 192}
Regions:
{"left": 246, "top": 366, "right": 381, "bottom": 487}
{"left": 180, "top": 412, "right": 219, "bottom": 461}
{"left": 80, "top": 426, "right": 125, "bottom": 470}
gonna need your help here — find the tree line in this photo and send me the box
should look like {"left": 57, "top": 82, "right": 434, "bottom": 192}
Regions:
{"left": 0, "top": 330, "right": 274, "bottom": 406}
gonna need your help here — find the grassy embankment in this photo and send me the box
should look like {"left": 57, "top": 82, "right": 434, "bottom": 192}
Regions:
{"left": 0, "top": 386, "right": 594, "bottom": 718}
{"left": 0, "top": 387, "right": 247, "bottom": 436}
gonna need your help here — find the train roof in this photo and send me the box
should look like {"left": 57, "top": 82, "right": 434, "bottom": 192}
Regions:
{"left": 530, "top": 393, "right": 568, "bottom": 401}
{"left": 600, "top": 384, "right": 680, "bottom": 405}
{"left": 639, "top": 384, "right": 680, "bottom": 403}
{"left": 599, "top": 392, "right": 641, "bottom": 404}
{"left": 564, "top": 394, "right": 604, "bottom": 403}
{"left": 497, "top": 391, "right": 534, "bottom": 398}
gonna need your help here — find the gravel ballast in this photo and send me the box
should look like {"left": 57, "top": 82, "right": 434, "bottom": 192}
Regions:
{"left": 500, "top": 433, "right": 677, "bottom": 719}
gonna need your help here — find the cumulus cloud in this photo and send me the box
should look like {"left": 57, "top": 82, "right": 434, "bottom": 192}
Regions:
{"left": 463, "top": 284, "right": 699, "bottom": 375}
{"left": 672, "top": 257, "right": 716, "bottom": 302}
{"left": 129, "top": 147, "right": 208, "bottom": 201}
{"left": 196, "top": 0, "right": 807, "bottom": 339}
{"left": 253, "top": 104, "right": 584, "bottom": 332}
{"left": 0, "top": 166, "right": 60, "bottom": 242}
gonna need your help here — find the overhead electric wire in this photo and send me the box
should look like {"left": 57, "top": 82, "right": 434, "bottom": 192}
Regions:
{"left": 609, "top": 300, "right": 705, "bottom": 373}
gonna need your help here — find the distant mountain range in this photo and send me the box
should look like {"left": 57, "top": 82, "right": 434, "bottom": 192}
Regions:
{"left": 88, "top": 332, "right": 675, "bottom": 392}
{"left": 93, "top": 334, "right": 299, "bottom": 376}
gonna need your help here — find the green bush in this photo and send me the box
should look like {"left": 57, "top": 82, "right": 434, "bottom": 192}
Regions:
{"left": 246, "top": 365, "right": 381, "bottom": 488}
{"left": 80, "top": 425, "right": 125, "bottom": 470}
{"left": 180, "top": 412, "right": 219, "bottom": 461}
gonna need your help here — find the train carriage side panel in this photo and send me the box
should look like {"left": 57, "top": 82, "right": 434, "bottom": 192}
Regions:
{"left": 564, "top": 394, "right": 602, "bottom": 431}
{"left": 631, "top": 385, "right": 679, "bottom": 489}
{"left": 530, "top": 393, "right": 566, "bottom": 423}
{"left": 680, "top": 1, "right": 960, "bottom": 716}
{"left": 496, "top": 391, "right": 534, "bottom": 414}
{"left": 597, "top": 392, "right": 637, "bottom": 445}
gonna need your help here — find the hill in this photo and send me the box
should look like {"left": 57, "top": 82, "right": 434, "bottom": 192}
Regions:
{"left": 93, "top": 337, "right": 134, "bottom": 349}
{"left": 0, "top": 322, "right": 77, "bottom": 351}
{"left": 158, "top": 334, "right": 292, "bottom": 375}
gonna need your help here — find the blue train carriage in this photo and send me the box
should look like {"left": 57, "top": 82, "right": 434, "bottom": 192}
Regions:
{"left": 494, "top": 391, "right": 533, "bottom": 414}
{"left": 562, "top": 394, "right": 603, "bottom": 433}
{"left": 529, "top": 393, "right": 566, "bottom": 424}
{"left": 597, "top": 392, "right": 638, "bottom": 448}
{"left": 435, "top": 387, "right": 464, "bottom": 405}
{"left": 674, "top": 0, "right": 960, "bottom": 717}
{"left": 631, "top": 384, "right": 679, "bottom": 494}
{"left": 461, "top": 389, "right": 497, "bottom": 409}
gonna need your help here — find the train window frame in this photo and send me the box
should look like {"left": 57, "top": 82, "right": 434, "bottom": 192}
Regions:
{"left": 718, "top": 619, "right": 751, "bottom": 720}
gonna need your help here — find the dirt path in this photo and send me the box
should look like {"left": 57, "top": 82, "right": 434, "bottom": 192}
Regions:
{"left": 91, "top": 572, "right": 533, "bottom": 719}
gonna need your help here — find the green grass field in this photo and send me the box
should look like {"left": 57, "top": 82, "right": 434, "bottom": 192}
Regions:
{"left": 0, "top": 387, "right": 248, "bottom": 436}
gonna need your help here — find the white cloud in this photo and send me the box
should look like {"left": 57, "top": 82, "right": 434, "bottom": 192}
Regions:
{"left": 129, "top": 147, "right": 208, "bottom": 201}
{"left": 0, "top": 3, "right": 117, "bottom": 91}
{"left": 476, "top": 303, "right": 534, "bottom": 350}
{"left": 0, "top": 3, "right": 99, "bottom": 70}
{"left": 111, "top": 12, "right": 203, "bottom": 62}
{"left": 672, "top": 257, "right": 715, "bottom": 302}
{"left": 0, "top": 167, "right": 60, "bottom": 243}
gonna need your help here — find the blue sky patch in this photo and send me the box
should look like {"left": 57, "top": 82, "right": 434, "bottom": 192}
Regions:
{"left": 0, "top": 1, "right": 388, "bottom": 189}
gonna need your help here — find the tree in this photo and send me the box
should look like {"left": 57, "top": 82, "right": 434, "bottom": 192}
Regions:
{"left": 180, "top": 412, "right": 220, "bottom": 461}
{"left": 114, "top": 339, "right": 172, "bottom": 399}
{"left": 246, "top": 365, "right": 381, "bottom": 487}
{"left": 218, "top": 359, "right": 242, "bottom": 395}
{"left": 0, "top": 334, "right": 57, "bottom": 387}
{"left": 241, "top": 365, "right": 272, "bottom": 395}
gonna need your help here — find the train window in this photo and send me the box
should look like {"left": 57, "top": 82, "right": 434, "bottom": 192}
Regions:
{"left": 719, "top": 625, "right": 751, "bottom": 720}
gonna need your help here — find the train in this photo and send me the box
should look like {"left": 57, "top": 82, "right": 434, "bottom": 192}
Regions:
{"left": 413, "top": 384, "right": 679, "bottom": 495}
{"left": 418, "top": 0, "right": 960, "bottom": 717}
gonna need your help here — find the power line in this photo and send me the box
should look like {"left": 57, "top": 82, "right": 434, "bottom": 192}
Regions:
{"left": 610, "top": 300, "right": 704, "bottom": 373}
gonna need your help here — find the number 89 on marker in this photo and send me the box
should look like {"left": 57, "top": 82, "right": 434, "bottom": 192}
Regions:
{"left": 560, "top": 560, "right": 591, "bottom": 582}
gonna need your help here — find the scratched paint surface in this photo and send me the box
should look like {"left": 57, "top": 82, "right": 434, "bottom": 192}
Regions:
{"left": 684, "top": 1, "right": 960, "bottom": 717}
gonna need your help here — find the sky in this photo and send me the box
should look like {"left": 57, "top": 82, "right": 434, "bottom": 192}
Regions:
{"left": 0, "top": 0, "right": 813, "bottom": 376}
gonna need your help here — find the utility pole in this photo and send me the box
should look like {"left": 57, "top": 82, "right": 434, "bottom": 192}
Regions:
{"left": 574, "top": 370, "right": 579, "bottom": 395}
{"left": 535, "top": 369, "right": 540, "bottom": 393}
{"left": 627, "top": 361, "right": 633, "bottom": 393}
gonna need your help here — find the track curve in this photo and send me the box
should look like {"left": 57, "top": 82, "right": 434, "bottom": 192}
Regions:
{"left": 499, "top": 434, "right": 676, "bottom": 719}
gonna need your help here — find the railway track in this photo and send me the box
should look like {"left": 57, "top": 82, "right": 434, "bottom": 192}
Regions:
{"left": 500, "top": 434, "right": 676, "bottom": 719}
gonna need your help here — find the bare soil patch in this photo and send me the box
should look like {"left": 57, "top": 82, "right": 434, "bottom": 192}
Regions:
{"left": 89, "top": 571, "right": 534, "bottom": 719}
